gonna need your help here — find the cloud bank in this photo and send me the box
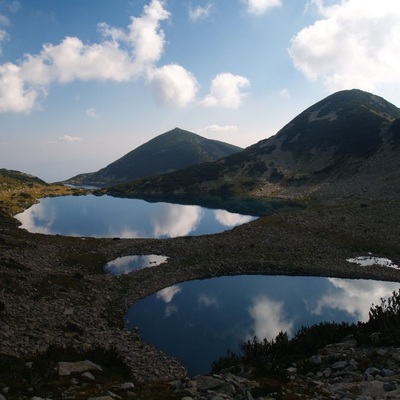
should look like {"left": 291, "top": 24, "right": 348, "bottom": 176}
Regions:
{"left": 0, "top": 0, "right": 252, "bottom": 113}
{"left": 289, "top": 0, "right": 400, "bottom": 92}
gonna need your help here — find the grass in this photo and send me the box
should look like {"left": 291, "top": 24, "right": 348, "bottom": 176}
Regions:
{"left": 0, "top": 170, "right": 89, "bottom": 215}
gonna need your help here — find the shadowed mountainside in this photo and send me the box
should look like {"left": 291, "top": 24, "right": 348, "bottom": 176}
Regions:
{"left": 63, "top": 127, "right": 242, "bottom": 187}
{"left": 106, "top": 89, "right": 400, "bottom": 200}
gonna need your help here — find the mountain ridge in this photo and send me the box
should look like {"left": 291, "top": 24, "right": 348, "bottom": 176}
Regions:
{"left": 63, "top": 127, "right": 242, "bottom": 187}
{"left": 106, "top": 89, "right": 400, "bottom": 201}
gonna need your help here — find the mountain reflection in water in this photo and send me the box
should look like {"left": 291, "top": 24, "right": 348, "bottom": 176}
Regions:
{"left": 126, "top": 275, "right": 400, "bottom": 376}
{"left": 15, "top": 194, "right": 261, "bottom": 238}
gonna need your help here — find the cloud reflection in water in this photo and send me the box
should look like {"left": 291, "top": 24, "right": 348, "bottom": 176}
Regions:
{"left": 214, "top": 209, "right": 254, "bottom": 227}
{"left": 151, "top": 204, "right": 204, "bottom": 238}
{"left": 312, "top": 278, "right": 399, "bottom": 321}
{"left": 156, "top": 285, "right": 182, "bottom": 303}
{"left": 247, "top": 296, "right": 294, "bottom": 341}
{"left": 105, "top": 255, "right": 168, "bottom": 275}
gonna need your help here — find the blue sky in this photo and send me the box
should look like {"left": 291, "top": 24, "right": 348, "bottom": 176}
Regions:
{"left": 0, "top": 0, "right": 399, "bottom": 182}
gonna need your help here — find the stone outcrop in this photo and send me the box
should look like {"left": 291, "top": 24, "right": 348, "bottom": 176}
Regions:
{"left": 4, "top": 338, "right": 400, "bottom": 399}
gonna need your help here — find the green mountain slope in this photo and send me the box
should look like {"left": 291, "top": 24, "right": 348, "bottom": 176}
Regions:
{"left": 64, "top": 128, "right": 242, "bottom": 187}
{"left": 0, "top": 169, "right": 48, "bottom": 186}
{"left": 107, "top": 89, "right": 400, "bottom": 199}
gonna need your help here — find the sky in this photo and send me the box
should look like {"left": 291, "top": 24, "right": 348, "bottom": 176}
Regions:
{"left": 0, "top": 0, "right": 399, "bottom": 182}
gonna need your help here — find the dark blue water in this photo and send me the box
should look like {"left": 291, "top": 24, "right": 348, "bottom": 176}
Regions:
{"left": 126, "top": 275, "right": 399, "bottom": 375}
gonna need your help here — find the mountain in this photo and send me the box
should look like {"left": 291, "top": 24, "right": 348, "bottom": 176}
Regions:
{"left": 0, "top": 169, "right": 48, "bottom": 186}
{"left": 64, "top": 128, "right": 242, "bottom": 187}
{"left": 107, "top": 89, "right": 400, "bottom": 200}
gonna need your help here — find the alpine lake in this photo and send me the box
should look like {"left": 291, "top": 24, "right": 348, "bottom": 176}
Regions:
{"left": 15, "top": 194, "right": 400, "bottom": 375}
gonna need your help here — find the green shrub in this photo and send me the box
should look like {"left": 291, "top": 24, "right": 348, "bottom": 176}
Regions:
{"left": 359, "top": 289, "right": 400, "bottom": 346}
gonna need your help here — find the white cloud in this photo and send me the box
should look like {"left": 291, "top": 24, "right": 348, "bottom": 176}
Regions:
{"left": 4, "top": 1, "right": 20, "bottom": 14}
{"left": 202, "top": 73, "right": 250, "bottom": 109}
{"left": 242, "top": 0, "right": 282, "bottom": 15}
{"left": 127, "top": 0, "right": 170, "bottom": 72}
{"left": 203, "top": 124, "right": 239, "bottom": 133}
{"left": 279, "top": 88, "right": 291, "bottom": 99}
{"left": 0, "top": 14, "right": 9, "bottom": 55}
{"left": 86, "top": 107, "right": 99, "bottom": 118}
{"left": 289, "top": 0, "right": 400, "bottom": 92}
{"left": 147, "top": 64, "right": 199, "bottom": 107}
{"left": 189, "top": 4, "right": 213, "bottom": 21}
{"left": 0, "top": 0, "right": 179, "bottom": 113}
{"left": 21, "top": 37, "right": 135, "bottom": 84}
{"left": 0, "top": 63, "right": 40, "bottom": 113}
{"left": 156, "top": 285, "right": 181, "bottom": 303}
{"left": 248, "top": 296, "right": 294, "bottom": 341}
{"left": 59, "top": 135, "right": 84, "bottom": 143}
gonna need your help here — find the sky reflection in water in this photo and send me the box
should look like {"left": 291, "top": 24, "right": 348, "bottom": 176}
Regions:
{"left": 126, "top": 275, "right": 400, "bottom": 376}
{"left": 105, "top": 255, "right": 168, "bottom": 275}
{"left": 15, "top": 195, "right": 256, "bottom": 238}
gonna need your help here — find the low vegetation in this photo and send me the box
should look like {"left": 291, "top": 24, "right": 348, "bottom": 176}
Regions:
{"left": 0, "top": 168, "right": 87, "bottom": 214}
{"left": 211, "top": 289, "right": 400, "bottom": 394}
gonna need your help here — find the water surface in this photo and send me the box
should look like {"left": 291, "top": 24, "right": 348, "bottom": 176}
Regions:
{"left": 126, "top": 275, "right": 400, "bottom": 375}
{"left": 15, "top": 195, "right": 259, "bottom": 238}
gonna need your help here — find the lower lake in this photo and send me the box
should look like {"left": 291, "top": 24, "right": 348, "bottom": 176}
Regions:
{"left": 127, "top": 275, "right": 399, "bottom": 375}
{"left": 15, "top": 194, "right": 400, "bottom": 375}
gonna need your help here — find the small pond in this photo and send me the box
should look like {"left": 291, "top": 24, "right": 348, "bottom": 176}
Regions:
{"left": 105, "top": 255, "right": 169, "bottom": 274}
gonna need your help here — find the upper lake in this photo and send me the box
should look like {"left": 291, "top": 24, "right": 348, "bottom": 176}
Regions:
{"left": 15, "top": 194, "right": 270, "bottom": 238}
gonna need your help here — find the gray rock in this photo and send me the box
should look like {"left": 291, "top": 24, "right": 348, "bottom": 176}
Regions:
{"left": 113, "top": 382, "right": 135, "bottom": 390}
{"left": 383, "top": 381, "right": 397, "bottom": 392}
{"left": 332, "top": 360, "right": 348, "bottom": 370}
{"left": 323, "top": 367, "right": 332, "bottom": 378}
{"left": 194, "top": 376, "right": 223, "bottom": 391}
{"left": 87, "top": 397, "right": 114, "bottom": 400}
{"left": 365, "top": 367, "right": 380, "bottom": 375}
{"left": 382, "top": 368, "right": 396, "bottom": 377}
{"left": 81, "top": 371, "right": 95, "bottom": 380}
{"left": 310, "top": 355, "right": 322, "bottom": 365}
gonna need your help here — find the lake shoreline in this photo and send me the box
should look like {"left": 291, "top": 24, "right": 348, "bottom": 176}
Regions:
{"left": 1, "top": 187, "right": 400, "bottom": 382}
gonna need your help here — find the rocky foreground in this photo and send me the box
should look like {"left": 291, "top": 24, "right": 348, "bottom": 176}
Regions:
{"left": 1, "top": 177, "right": 400, "bottom": 399}
{"left": 4, "top": 336, "right": 400, "bottom": 399}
